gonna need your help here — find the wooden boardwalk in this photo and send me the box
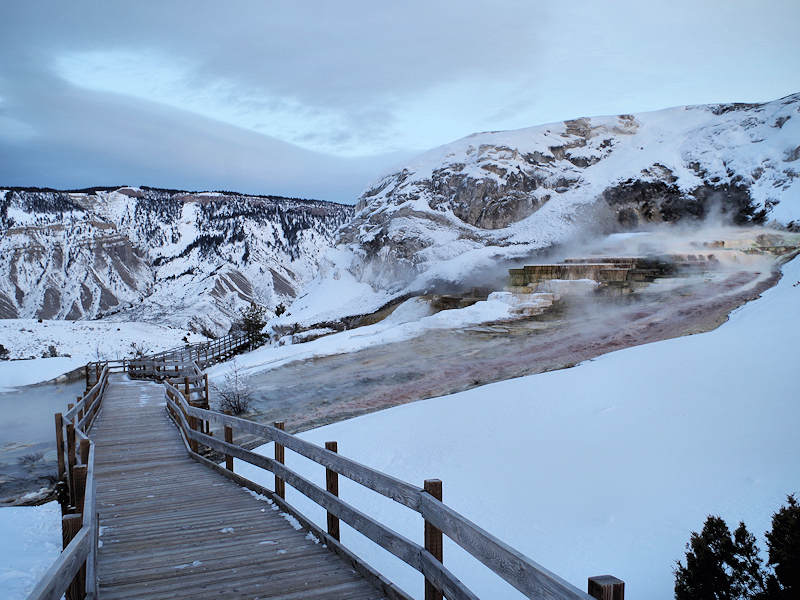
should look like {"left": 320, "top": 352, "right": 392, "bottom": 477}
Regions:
{"left": 90, "top": 375, "right": 384, "bottom": 600}
{"left": 32, "top": 354, "right": 612, "bottom": 600}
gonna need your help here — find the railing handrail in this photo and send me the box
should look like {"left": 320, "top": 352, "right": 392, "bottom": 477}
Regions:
{"left": 164, "top": 380, "right": 594, "bottom": 600}
{"left": 31, "top": 329, "right": 611, "bottom": 600}
{"left": 29, "top": 330, "right": 253, "bottom": 600}
{"left": 124, "top": 332, "right": 251, "bottom": 381}
{"left": 28, "top": 365, "right": 108, "bottom": 600}
{"left": 24, "top": 527, "right": 91, "bottom": 600}
{"left": 83, "top": 332, "right": 252, "bottom": 379}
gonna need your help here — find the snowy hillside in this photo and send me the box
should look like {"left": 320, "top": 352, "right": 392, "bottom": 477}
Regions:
{"left": 238, "top": 254, "right": 800, "bottom": 600}
{"left": 293, "top": 93, "right": 800, "bottom": 321}
{"left": 0, "top": 187, "right": 352, "bottom": 334}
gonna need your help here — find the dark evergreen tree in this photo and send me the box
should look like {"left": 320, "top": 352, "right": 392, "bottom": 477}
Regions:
{"left": 236, "top": 302, "right": 268, "bottom": 346}
{"left": 731, "top": 522, "right": 766, "bottom": 599}
{"left": 763, "top": 495, "right": 800, "bottom": 599}
{"left": 675, "top": 516, "right": 765, "bottom": 600}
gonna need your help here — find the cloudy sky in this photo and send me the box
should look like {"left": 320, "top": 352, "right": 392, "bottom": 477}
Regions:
{"left": 1, "top": 1, "right": 798, "bottom": 202}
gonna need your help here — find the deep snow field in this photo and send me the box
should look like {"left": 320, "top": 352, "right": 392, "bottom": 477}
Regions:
{"left": 232, "top": 255, "right": 800, "bottom": 599}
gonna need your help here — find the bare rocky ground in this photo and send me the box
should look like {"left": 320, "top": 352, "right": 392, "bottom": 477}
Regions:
{"left": 241, "top": 265, "right": 782, "bottom": 434}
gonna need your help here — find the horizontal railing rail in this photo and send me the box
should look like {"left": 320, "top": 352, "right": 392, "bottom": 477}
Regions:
{"left": 122, "top": 332, "right": 251, "bottom": 383}
{"left": 29, "top": 330, "right": 255, "bottom": 600}
{"left": 164, "top": 381, "right": 599, "bottom": 600}
{"left": 28, "top": 366, "right": 107, "bottom": 600}
{"left": 143, "top": 332, "right": 251, "bottom": 368}
{"left": 29, "top": 328, "right": 622, "bottom": 600}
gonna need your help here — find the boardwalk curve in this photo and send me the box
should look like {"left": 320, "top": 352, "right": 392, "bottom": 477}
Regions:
{"left": 30, "top": 332, "right": 617, "bottom": 600}
{"left": 91, "top": 375, "right": 384, "bottom": 599}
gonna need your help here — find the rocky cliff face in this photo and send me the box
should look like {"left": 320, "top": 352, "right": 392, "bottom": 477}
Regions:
{"left": 0, "top": 187, "right": 352, "bottom": 334}
{"left": 338, "top": 93, "right": 800, "bottom": 292}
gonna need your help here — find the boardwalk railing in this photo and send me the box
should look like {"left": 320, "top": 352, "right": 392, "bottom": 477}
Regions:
{"left": 161, "top": 364, "right": 621, "bottom": 600}
{"left": 82, "top": 331, "right": 251, "bottom": 388}
{"left": 145, "top": 332, "right": 251, "bottom": 369}
{"left": 27, "top": 365, "right": 109, "bottom": 600}
{"left": 27, "top": 332, "right": 256, "bottom": 600}
{"left": 31, "top": 329, "right": 624, "bottom": 600}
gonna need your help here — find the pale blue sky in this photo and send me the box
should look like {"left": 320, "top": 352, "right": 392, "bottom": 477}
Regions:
{"left": 1, "top": 1, "right": 798, "bottom": 202}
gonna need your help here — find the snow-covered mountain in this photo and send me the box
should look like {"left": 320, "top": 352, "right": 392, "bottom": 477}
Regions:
{"left": 0, "top": 187, "right": 352, "bottom": 335}
{"left": 336, "top": 93, "right": 800, "bottom": 296}
{"left": 4, "top": 94, "right": 799, "bottom": 333}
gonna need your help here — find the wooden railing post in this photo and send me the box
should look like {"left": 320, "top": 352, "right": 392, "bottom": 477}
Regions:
{"left": 55, "top": 413, "right": 66, "bottom": 481}
{"left": 182, "top": 381, "right": 199, "bottom": 453}
{"left": 61, "top": 513, "right": 84, "bottom": 600}
{"left": 66, "top": 422, "right": 76, "bottom": 506}
{"left": 588, "top": 575, "right": 625, "bottom": 600}
{"left": 424, "top": 479, "right": 443, "bottom": 600}
{"left": 84, "top": 365, "right": 89, "bottom": 391}
{"left": 188, "top": 414, "right": 198, "bottom": 453}
{"left": 274, "top": 421, "right": 285, "bottom": 499}
{"left": 90, "top": 509, "right": 100, "bottom": 598}
{"left": 224, "top": 426, "right": 234, "bottom": 472}
{"left": 67, "top": 459, "right": 88, "bottom": 600}
{"left": 79, "top": 439, "right": 90, "bottom": 465}
{"left": 324, "top": 441, "right": 340, "bottom": 541}
{"left": 72, "top": 465, "right": 87, "bottom": 514}
{"left": 204, "top": 374, "right": 210, "bottom": 409}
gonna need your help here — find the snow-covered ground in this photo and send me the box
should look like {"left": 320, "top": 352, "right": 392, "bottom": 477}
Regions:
{"left": 0, "top": 318, "right": 205, "bottom": 390}
{"left": 0, "top": 502, "right": 61, "bottom": 599}
{"left": 208, "top": 293, "right": 516, "bottom": 381}
{"left": 235, "top": 255, "right": 800, "bottom": 599}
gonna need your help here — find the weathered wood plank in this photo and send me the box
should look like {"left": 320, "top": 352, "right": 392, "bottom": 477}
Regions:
{"left": 175, "top": 412, "right": 422, "bottom": 567}
{"left": 53, "top": 351, "right": 602, "bottom": 600}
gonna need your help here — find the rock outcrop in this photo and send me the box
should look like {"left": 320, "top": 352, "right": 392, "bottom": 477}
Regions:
{"left": 338, "top": 93, "right": 800, "bottom": 292}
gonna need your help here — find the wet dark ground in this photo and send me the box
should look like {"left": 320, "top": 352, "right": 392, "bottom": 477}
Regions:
{"left": 235, "top": 269, "right": 780, "bottom": 434}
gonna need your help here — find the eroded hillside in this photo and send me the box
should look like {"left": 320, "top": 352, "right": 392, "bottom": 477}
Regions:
{"left": 0, "top": 187, "right": 353, "bottom": 334}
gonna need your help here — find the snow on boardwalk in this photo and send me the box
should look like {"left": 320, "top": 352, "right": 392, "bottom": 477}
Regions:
{"left": 91, "top": 376, "right": 382, "bottom": 599}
